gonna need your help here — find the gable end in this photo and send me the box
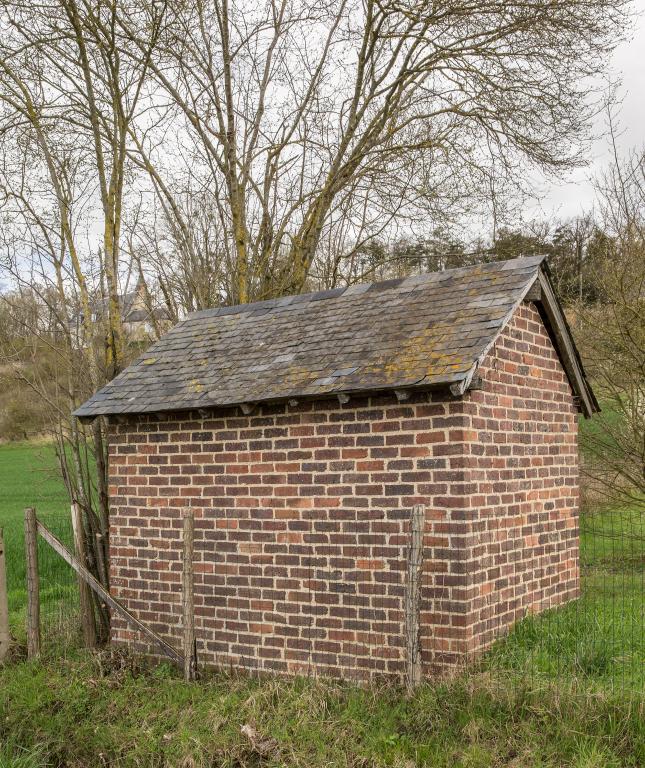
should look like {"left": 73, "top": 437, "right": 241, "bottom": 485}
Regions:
{"left": 458, "top": 264, "right": 598, "bottom": 419}
{"left": 533, "top": 267, "right": 598, "bottom": 418}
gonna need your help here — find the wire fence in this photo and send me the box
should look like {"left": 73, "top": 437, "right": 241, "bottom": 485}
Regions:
{"left": 478, "top": 501, "right": 645, "bottom": 693}
{"left": 2, "top": 499, "right": 643, "bottom": 695}
{"left": 103, "top": 499, "right": 645, "bottom": 695}
{"left": 3, "top": 510, "right": 80, "bottom": 658}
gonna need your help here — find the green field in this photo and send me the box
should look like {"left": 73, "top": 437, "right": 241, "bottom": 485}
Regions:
{"left": 0, "top": 441, "right": 643, "bottom": 767}
{"left": 0, "top": 441, "right": 78, "bottom": 631}
{"left": 0, "top": 441, "right": 68, "bottom": 518}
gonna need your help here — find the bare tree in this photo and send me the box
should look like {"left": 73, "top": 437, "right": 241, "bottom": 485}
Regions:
{"left": 576, "top": 148, "right": 645, "bottom": 506}
{"left": 0, "top": 0, "right": 633, "bottom": 646}
{"left": 0, "top": 0, "right": 163, "bottom": 640}
{"left": 0, "top": 0, "right": 165, "bottom": 374}
{"left": 117, "top": 0, "right": 627, "bottom": 302}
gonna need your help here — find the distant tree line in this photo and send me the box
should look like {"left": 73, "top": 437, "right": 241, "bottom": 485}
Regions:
{"left": 343, "top": 215, "right": 613, "bottom": 304}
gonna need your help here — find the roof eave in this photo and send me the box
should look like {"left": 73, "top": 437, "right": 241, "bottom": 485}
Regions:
{"left": 73, "top": 376, "right": 470, "bottom": 423}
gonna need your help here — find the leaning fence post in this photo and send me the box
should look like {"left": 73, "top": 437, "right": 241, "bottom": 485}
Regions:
{"left": 0, "top": 527, "right": 10, "bottom": 662}
{"left": 71, "top": 503, "right": 97, "bottom": 648}
{"left": 405, "top": 504, "right": 425, "bottom": 692}
{"left": 95, "top": 532, "right": 109, "bottom": 589}
{"left": 94, "top": 532, "right": 110, "bottom": 635}
{"left": 24, "top": 507, "right": 40, "bottom": 659}
{"left": 182, "top": 508, "right": 197, "bottom": 681}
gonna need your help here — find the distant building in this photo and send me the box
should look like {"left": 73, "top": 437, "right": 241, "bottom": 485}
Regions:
{"left": 74, "top": 278, "right": 171, "bottom": 344}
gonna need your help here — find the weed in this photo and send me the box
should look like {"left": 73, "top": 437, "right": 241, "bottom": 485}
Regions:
{"left": 0, "top": 742, "right": 49, "bottom": 768}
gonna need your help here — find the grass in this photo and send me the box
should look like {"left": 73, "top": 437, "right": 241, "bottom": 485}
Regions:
{"left": 482, "top": 505, "right": 645, "bottom": 691}
{"left": 0, "top": 742, "right": 48, "bottom": 768}
{"left": 0, "top": 651, "right": 644, "bottom": 768}
{"left": 0, "top": 441, "right": 68, "bottom": 520}
{"left": 0, "top": 440, "right": 643, "bottom": 766}
{"left": 0, "top": 441, "right": 78, "bottom": 636}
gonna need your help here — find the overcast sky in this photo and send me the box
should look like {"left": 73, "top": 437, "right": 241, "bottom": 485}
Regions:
{"left": 530, "top": 0, "right": 645, "bottom": 220}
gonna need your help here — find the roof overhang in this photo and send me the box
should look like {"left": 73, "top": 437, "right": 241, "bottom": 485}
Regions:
{"left": 448, "top": 263, "right": 598, "bottom": 418}
{"left": 532, "top": 265, "right": 599, "bottom": 418}
{"left": 75, "top": 376, "right": 468, "bottom": 425}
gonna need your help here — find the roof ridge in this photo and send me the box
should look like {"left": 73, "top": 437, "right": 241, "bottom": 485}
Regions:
{"left": 187, "top": 255, "right": 547, "bottom": 321}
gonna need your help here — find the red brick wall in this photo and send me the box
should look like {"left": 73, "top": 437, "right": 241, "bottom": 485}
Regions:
{"left": 107, "top": 301, "right": 579, "bottom": 679}
{"left": 460, "top": 302, "right": 580, "bottom": 657}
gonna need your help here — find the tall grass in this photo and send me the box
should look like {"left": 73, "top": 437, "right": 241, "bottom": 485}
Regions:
{"left": 0, "top": 651, "right": 643, "bottom": 768}
{"left": 481, "top": 505, "right": 645, "bottom": 691}
{"left": 0, "top": 442, "right": 79, "bottom": 646}
{"left": 0, "top": 742, "right": 48, "bottom": 768}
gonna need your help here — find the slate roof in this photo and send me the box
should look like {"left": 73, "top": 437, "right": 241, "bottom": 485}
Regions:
{"left": 74, "top": 255, "right": 595, "bottom": 419}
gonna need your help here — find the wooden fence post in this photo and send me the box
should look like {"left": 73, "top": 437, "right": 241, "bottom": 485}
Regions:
{"left": 71, "top": 503, "right": 97, "bottom": 648}
{"left": 405, "top": 504, "right": 425, "bottom": 692}
{"left": 94, "top": 532, "right": 110, "bottom": 638}
{"left": 182, "top": 508, "right": 197, "bottom": 682}
{"left": 0, "top": 527, "right": 10, "bottom": 662}
{"left": 24, "top": 507, "right": 40, "bottom": 659}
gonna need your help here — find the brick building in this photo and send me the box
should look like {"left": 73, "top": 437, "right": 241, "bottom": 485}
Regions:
{"left": 76, "top": 256, "right": 597, "bottom": 681}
